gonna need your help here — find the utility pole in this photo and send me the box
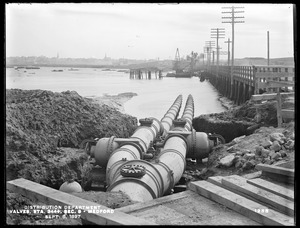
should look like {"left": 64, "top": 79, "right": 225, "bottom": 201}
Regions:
{"left": 267, "top": 31, "right": 270, "bottom": 66}
{"left": 211, "top": 28, "right": 225, "bottom": 77}
{"left": 222, "top": 6, "right": 245, "bottom": 98}
{"left": 224, "top": 38, "right": 232, "bottom": 66}
{"left": 205, "top": 41, "right": 215, "bottom": 68}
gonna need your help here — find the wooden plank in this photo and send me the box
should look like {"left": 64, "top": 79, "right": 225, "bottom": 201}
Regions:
{"left": 116, "top": 190, "right": 192, "bottom": 213}
{"left": 207, "top": 175, "right": 268, "bottom": 207}
{"left": 7, "top": 178, "right": 156, "bottom": 225}
{"left": 247, "top": 178, "right": 294, "bottom": 201}
{"left": 275, "top": 160, "right": 294, "bottom": 169}
{"left": 207, "top": 176, "right": 223, "bottom": 186}
{"left": 189, "top": 180, "right": 294, "bottom": 225}
{"left": 255, "top": 72, "right": 294, "bottom": 78}
{"left": 251, "top": 92, "right": 294, "bottom": 101}
{"left": 241, "top": 171, "right": 262, "bottom": 179}
{"left": 282, "top": 109, "right": 294, "bottom": 119}
{"left": 221, "top": 175, "right": 294, "bottom": 216}
{"left": 255, "top": 164, "right": 294, "bottom": 177}
{"left": 261, "top": 171, "right": 294, "bottom": 185}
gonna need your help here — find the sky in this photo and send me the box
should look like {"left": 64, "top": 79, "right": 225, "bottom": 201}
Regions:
{"left": 5, "top": 3, "right": 294, "bottom": 60}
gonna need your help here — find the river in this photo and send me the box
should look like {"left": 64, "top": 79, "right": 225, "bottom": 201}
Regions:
{"left": 6, "top": 67, "right": 226, "bottom": 120}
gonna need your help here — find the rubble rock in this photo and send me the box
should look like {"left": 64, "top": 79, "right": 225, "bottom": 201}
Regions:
{"left": 226, "top": 145, "right": 235, "bottom": 152}
{"left": 255, "top": 146, "right": 264, "bottom": 156}
{"left": 235, "top": 151, "right": 244, "bottom": 156}
{"left": 261, "top": 149, "right": 271, "bottom": 158}
{"left": 261, "top": 140, "right": 272, "bottom": 148}
{"left": 290, "top": 132, "right": 295, "bottom": 140}
{"left": 235, "top": 160, "right": 244, "bottom": 169}
{"left": 270, "top": 141, "right": 281, "bottom": 152}
{"left": 263, "top": 158, "right": 273, "bottom": 165}
{"left": 285, "top": 140, "right": 294, "bottom": 150}
{"left": 243, "top": 153, "right": 256, "bottom": 160}
{"left": 232, "top": 135, "right": 246, "bottom": 144}
{"left": 269, "top": 132, "right": 285, "bottom": 144}
{"left": 242, "top": 160, "right": 256, "bottom": 170}
{"left": 279, "top": 150, "right": 287, "bottom": 157}
{"left": 219, "top": 154, "right": 235, "bottom": 167}
{"left": 270, "top": 151, "right": 281, "bottom": 161}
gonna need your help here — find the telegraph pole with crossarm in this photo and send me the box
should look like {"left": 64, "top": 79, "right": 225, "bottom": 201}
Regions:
{"left": 222, "top": 6, "right": 245, "bottom": 99}
{"left": 224, "top": 38, "right": 232, "bottom": 66}
{"left": 211, "top": 28, "right": 225, "bottom": 78}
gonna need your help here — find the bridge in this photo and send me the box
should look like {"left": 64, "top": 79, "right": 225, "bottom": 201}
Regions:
{"left": 200, "top": 65, "right": 295, "bottom": 105}
{"left": 129, "top": 67, "right": 163, "bottom": 80}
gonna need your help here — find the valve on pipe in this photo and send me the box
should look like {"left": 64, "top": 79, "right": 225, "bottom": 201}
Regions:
{"left": 83, "top": 95, "right": 183, "bottom": 168}
{"left": 106, "top": 95, "right": 198, "bottom": 201}
{"left": 81, "top": 94, "right": 225, "bottom": 201}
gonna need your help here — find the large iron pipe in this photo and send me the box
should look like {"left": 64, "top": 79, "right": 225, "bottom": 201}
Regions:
{"left": 160, "top": 95, "right": 182, "bottom": 136}
{"left": 93, "top": 96, "right": 182, "bottom": 168}
{"left": 107, "top": 95, "right": 194, "bottom": 202}
{"left": 106, "top": 95, "right": 183, "bottom": 186}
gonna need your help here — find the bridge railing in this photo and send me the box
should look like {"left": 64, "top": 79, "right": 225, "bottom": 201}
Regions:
{"left": 253, "top": 66, "right": 295, "bottom": 94}
{"left": 204, "top": 65, "right": 294, "bottom": 94}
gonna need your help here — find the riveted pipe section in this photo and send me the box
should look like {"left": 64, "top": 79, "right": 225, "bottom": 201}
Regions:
{"left": 108, "top": 95, "right": 194, "bottom": 202}
{"left": 180, "top": 94, "right": 194, "bottom": 132}
{"left": 160, "top": 95, "right": 182, "bottom": 136}
{"left": 106, "top": 95, "right": 183, "bottom": 186}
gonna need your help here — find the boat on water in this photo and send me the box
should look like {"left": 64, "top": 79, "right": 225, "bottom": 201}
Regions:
{"left": 166, "top": 48, "right": 196, "bottom": 78}
{"left": 25, "top": 66, "right": 40, "bottom": 69}
{"left": 165, "top": 70, "right": 192, "bottom": 78}
{"left": 14, "top": 66, "right": 25, "bottom": 70}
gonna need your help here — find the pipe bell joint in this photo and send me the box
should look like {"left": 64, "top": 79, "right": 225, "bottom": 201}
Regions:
{"left": 186, "top": 129, "right": 215, "bottom": 160}
{"left": 93, "top": 136, "right": 119, "bottom": 167}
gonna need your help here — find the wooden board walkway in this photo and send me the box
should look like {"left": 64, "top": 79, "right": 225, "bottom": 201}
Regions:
{"left": 189, "top": 178, "right": 294, "bottom": 226}
{"left": 7, "top": 172, "right": 295, "bottom": 225}
{"left": 6, "top": 178, "right": 156, "bottom": 225}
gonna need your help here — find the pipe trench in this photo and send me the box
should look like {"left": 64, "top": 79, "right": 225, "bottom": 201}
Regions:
{"left": 107, "top": 95, "right": 195, "bottom": 202}
{"left": 86, "top": 94, "right": 216, "bottom": 203}
{"left": 105, "top": 95, "right": 183, "bottom": 189}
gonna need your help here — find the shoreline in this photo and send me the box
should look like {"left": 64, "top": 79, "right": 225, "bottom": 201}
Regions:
{"left": 217, "top": 94, "right": 237, "bottom": 111}
{"left": 87, "top": 92, "right": 138, "bottom": 113}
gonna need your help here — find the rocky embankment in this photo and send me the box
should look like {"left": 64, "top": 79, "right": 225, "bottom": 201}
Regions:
{"left": 186, "top": 97, "right": 294, "bottom": 180}
{"left": 6, "top": 89, "right": 138, "bottom": 189}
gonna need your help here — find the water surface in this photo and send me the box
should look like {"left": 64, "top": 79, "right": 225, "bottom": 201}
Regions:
{"left": 6, "top": 67, "right": 226, "bottom": 120}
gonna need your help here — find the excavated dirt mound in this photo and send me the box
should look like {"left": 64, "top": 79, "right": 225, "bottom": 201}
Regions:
{"left": 192, "top": 98, "right": 292, "bottom": 143}
{"left": 6, "top": 89, "right": 138, "bottom": 188}
{"left": 6, "top": 89, "right": 140, "bottom": 225}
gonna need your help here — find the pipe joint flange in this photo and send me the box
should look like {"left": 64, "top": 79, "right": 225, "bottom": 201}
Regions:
{"left": 120, "top": 164, "right": 146, "bottom": 178}
{"left": 119, "top": 141, "right": 145, "bottom": 159}
{"left": 155, "top": 161, "right": 175, "bottom": 195}
{"left": 173, "top": 118, "right": 187, "bottom": 128}
{"left": 107, "top": 136, "right": 117, "bottom": 157}
{"left": 139, "top": 118, "right": 153, "bottom": 127}
{"left": 158, "top": 149, "right": 187, "bottom": 171}
{"left": 148, "top": 117, "right": 164, "bottom": 136}
{"left": 164, "top": 132, "right": 188, "bottom": 146}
